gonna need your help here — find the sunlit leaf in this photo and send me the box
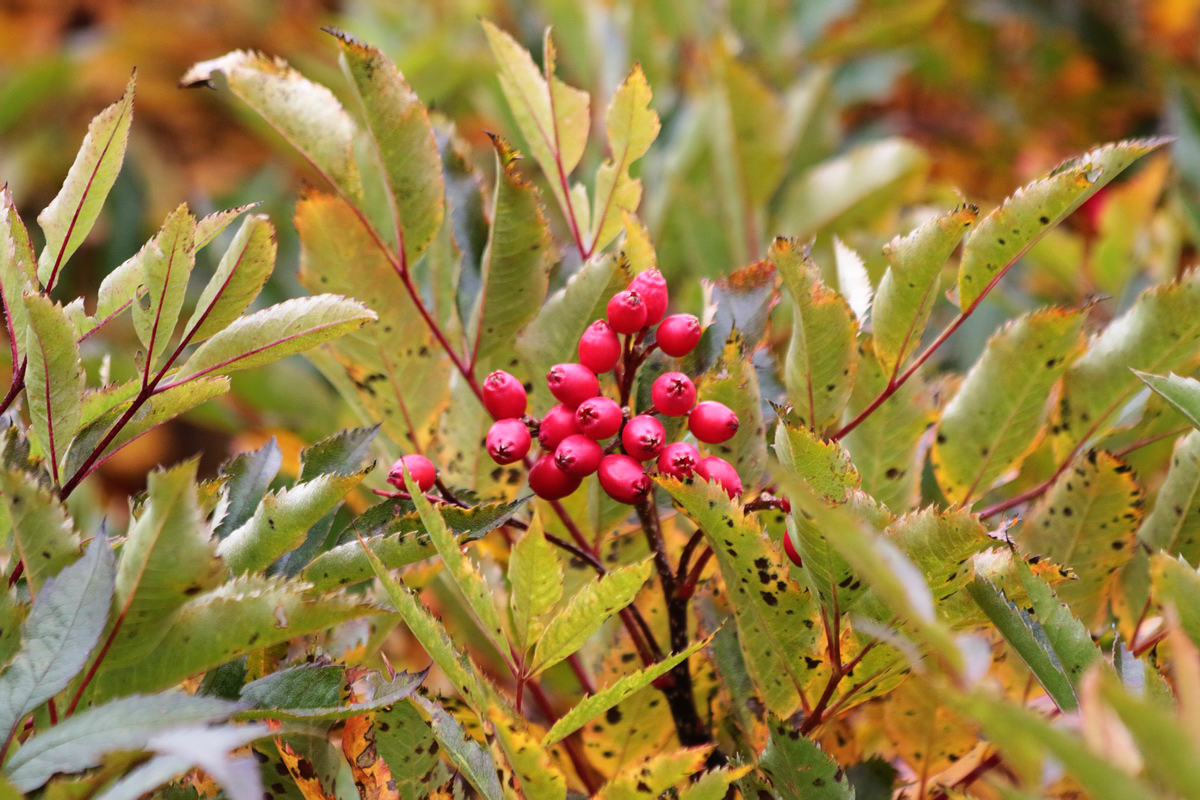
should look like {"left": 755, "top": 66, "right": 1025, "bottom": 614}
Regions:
{"left": 23, "top": 293, "right": 85, "bottom": 479}
{"left": 751, "top": 717, "right": 853, "bottom": 800}
{"left": 1136, "top": 370, "right": 1200, "bottom": 429}
{"left": 132, "top": 203, "right": 197, "bottom": 371}
{"left": 591, "top": 65, "right": 660, "bottom": 252}
{"left": 0, "top": 469, "right": 81, "bottom": 594}
{"left": 414, "top": 695, "right": 503, "bottom": 800}
{"left": 774, "top": 419, "right": 860, "bottom": 502}
{"left": 183, "top": 214, "right": 277, "bottom": 345}
{"left": 489, "top": 703, "right": 567, "bottom": 800}
{"left": 593, "top": 746, "right": 711, "bottom": 800}
{"left": 509, "top": 516, "right": 563, "bottom": 656}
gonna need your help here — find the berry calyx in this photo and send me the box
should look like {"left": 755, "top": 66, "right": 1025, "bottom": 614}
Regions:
{"left": 656, "top": 314, "right": 702, "bottom": 357}
{"left": 538, "top": 404, "right": 581, "bottom": 450}
{"left": 651, "top": 372, "right": 696, "bottom": 417}
{"left": 388, "top": 454, "right": 437, "bottom": 492}
{"left": 622, "top": 415, "right": 665, "bottom": 461}
{"left": 547, "top": 363, "right": 600, "bottom": 408}
{"left": 688, "top": 401, "right": 740, "bottom": 443}
{"left": 528, "top": 454, "right": 581, "bottom": 500}
{"left": 598, "top": 454, "right": 652, "bottom": 504}
{"left": 696, "top": 456, "right": 743, "bottom": 498}
{"left": 578, "top": 320, "right": 621, "bottom": 374}
{"left": 629, "top": 269, "right": 668, "bottom": 324}
{"left": 486, "top": 418, "right": 531, "bottom": 465}
{"left": 783, "top": 530, "right": 803, "bottom": 568}
{"left": 483, "top": 370, "right": 527, "bottom": 419}
{"left": 575, "top": 396, "right": 623, "bottom": 440}
{"left": 554, "top": 434, "right": 603, "bottom": 478}
{"left": 656, "top": 442, "right": 701, "bottom": 480}
{"left": 607, "top": 290, "right": 648, "bottom": 334}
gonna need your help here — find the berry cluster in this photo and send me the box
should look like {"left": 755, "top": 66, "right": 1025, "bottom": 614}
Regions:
{"left": 480, "top": 269, "right": 744, "bottom": 504}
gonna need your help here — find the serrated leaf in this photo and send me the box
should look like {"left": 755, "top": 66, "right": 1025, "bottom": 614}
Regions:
{"left": 414, "top": 695, "right": 503, "bottom": 800}
{"left": 694, "top": 333, "right": 768, "bottom": 486}
{"left": 591, "top": 65, "right": 660, "bottom": 252}
{"left": 1019, "top": 451, "right": 1142, "bottom": 625}
{"left": 342, "top": 711, "right": 401, "bottom": 800}
{"left": 679, "top": 766, "right": 754, "bottom": 800}
{"left": 1136, "top": 370, "right": 1200, "bottom": 429}
{"left": 489, "top": 704, "right": 567, "bottom": 800}
{"left": 661, "top": 476, "right": 820, "bottom": 716}
{"left": 771, "top": 237, "right": 858, "bottom": 434}
{"left": 37, "top": 74, "right": 135, "bottom": 289}
{"left": 0, "top": 469, "right": 81, "bottom": 593}
{"left": 509, "top": 516, "right": 563, "bottom": 655}
{"left": 132, "top": 204, "right": 197, "bottom": 370}
{"left": 1139, "top": 430, "right": 1200, "bottom": 563}
{"left": 773, "top": 420, "right": 860, "bottom": 502}
{"left": 181, "top": 51, "right": 361, "bottom": 200}
{"left": 784, "top": 492, "right": 888, "bottom": 611}
{"left": 183, "top": 214, "right": 276, "bottom": 345}
{"left": 193, "top": 203, "right": 258, "bottom": 250}
{"left": 215, "top": 438, "right": 282, "bottom": 539}
{"left": 881, "top": 507, "right": 991, "bottom": 610}
{"left": 175, "top": 295, "right": 376, "bottom": 382}
{"left": 754, "top": 717, "right": 852, "bottom": 800}
{"left": 594, "top": 746, "right": 711, "bottom": 800}
{"left": 0, "top": 537, "right": 113, "bottom": 745}
{"left": 374, "top": 700, "right": 441, "bottom": 798}
{"left": 708, "top": 260, "right": 776, "bottom": 352}
{"left": 237, "top": 664, "right": 424, "bottom": 720}
{"left": 933, "top": 308, "right": 1083, "bottom": 505}
{"left": 0, "top": 190, "right": 35, "bottom": 368}
{"left": 23, "top": 293, "right": 85, "bottom": 479}
{"left": 300, "top": 425, "right": 377, "bottom": 481}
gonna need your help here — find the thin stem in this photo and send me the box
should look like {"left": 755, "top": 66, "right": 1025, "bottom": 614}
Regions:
{"left": 676, "top": 547, "right": 713, "bottom": 600}
{"left": 0, "top": 361, "right": 25, "bottom": 416}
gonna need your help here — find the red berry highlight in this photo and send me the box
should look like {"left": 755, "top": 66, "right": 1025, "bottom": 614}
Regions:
{"left": 688, "top": 401, "right": 740, "bottom": 443}
{"left": 607, "top": 290, "right": 648, "bottom": 334}
{"left": 598, "top": 454, "right": 652, "bottom": 504}
{"left": 696, "top": 456, "right": 743, "bottom": 498}
{"left": 578, "top": 320, "right": 621, "bottom": 374}
{"left": 651, "top": 372, "right": 696, "bottom": 417}
{"left": 656, "top": 442, "right": 701, "bottom": 480}
{"left": 554, "top": 434, "right": 603, "bottom": 478}
{"left": 538, "top": 404, "right": 580, "bottom": 450}
{"left": 528, "top": 454, "right": 581, "bottom": 500}
{"left": 656, "top": 314, "right": 701, "bottom": 357}
{"left": 486, "top": 418, "right": 531, "bottom": 465}
{"left": 629, "top": 269, "right": 668, "bottom": 324}
{"left": 783, "top": 530, "right": 803, "bottom": 568}
{"left": 575, "top": 396, "right": 623, "bottom": 440}
{"left": 388, "top": 454, "right": 437, "bottom": 492}
{"left": 547, "top": 363, "right": 600, "bottom": 408}
{"left": 482, "top": 370, "right": 527, "bottom": 419}
{"left": 622, "top": 415, "right": 665, "bottom": 461}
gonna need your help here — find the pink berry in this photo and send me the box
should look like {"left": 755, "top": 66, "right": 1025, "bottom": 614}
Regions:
{"left": 651, "top": 372, "right": 696, "bottom": 417}
{"left": 607, "top": 290, "right": 648, "bottom": 334}
{"left": 656, "top": 442, "right": 701, "bottom": 480}
{"left": 547, "top": 363, "right": 600, "bottom": 408}
{"left": 578, "top": 320, "right": 621, "bottom": 374}
{"left": 528, "top": 454, "right": 581, "bottom": 500}
{"left": 629, "top": 269, "right": 668, "bottom": 324}
{"left": 622, "top": 415, "right": 665, "bottom": 461}
{"left": 656, "top": 314, "right": 701, "bottom": 357}
{"left": 598, "top": 454, "right": 652, "bottom": 504}
{"left": 554, "top": 434, "right": 603, "bottom": 478}
{"left": 575, "top": 396, "right": 623, "bottom": 440}
{"left": 696, "top": 456, "right": 743, "bottom": 498}
{"left": 783, "top": 530, "right": 802, "bottom": 568}
{"left": 483, "top": 370, "right": 527, "bottom": 419}
{"left": 388, "top": 454, "right": 437, "bottom": 492}
{"left": 688, "top": 401, "right": 740, "bottom": 444}
{"left": 486, "top": 419, "right": 531, "bottom": 465}
{"left": 539, "top": 404, "right": 581, "bottom": 450}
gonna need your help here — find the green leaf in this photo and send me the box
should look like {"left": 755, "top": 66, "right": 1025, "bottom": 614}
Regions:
{"left": 183, "top": 214, "right": 276, "bottom": 345}
{"left": 93, "top": 246, "right": 146, "bottom": 326}
{"left": 4, "top": 693, "right": 236, "bottom": 791}
{"left": 755, "top": 717, "right": 853, "bottom": 800}
{"left": 215, "top": 438, "right": 282, "bottom": 539}
{"left": 784, "top": 491, "right": 889, "bottom": 611}
{"left": 299, "top": 425, "right": 377, "bottom": 481}
{"left": 23, "top": 293, "right": 85, "bottom": 479}
{"left": 373, "top": 700, "right": 442, "bottom": 798}
{"left": 591, "top": 64, "right": 660, "bottom": 252}
{"left": 0, "top": 537, "right": 113, "bottom": 744}
{"left": 771, "top": 237, "right": 858, "bottom": 434}
{"left": 237, "top": 664, "right": 424, "bottom": 720}
{"left": 1138, "top": 430, "right": 1200, "bottom": 563}
{"left": 661, "top": 476, "right": 820, "bottom": 716}
{"left": 36, "top": 73, "right": 135, "bottom": 289}
{"left": 530, "top": 559, "right": 652, "bottom": 677}
{"left": 331, "top": 29, "right": 445, "bottom": 266}
{"left": 881, "top": 507, "right": 992, "bottom": 610}
{"left": 1018, "top": 451, "right": 1142, "bottom": 625}
{"left": 773, "top": 419, "right": 860, "bottom": 502}
{"left": 1097, "top": 672, "right": 1200, "bottom": 799}
{"left": 413, "top": 695, "right": 503, "bottom": 800}
{"left": 542, "top": 635, "right": 711, "bottom": 747}
{"left": 1151, "top": 554, "right": 1200, "bottom": 648}
{"left": 594, "top": 747, "right": 711, "bottom": 800}
{"left": 694, "top": 333, "right": 768, "bottom": 486}
{"left": 489, "top": 703, "right": 568, "bottom": 800}
{"left": 471, "top": 137, "right": 553, "bottom": 372}
{"left": 1135, "top": 370, "right": 1200, "bottom": 429}
{"left": 679, "top": 766, "right": 755, "bottom": 800}
{"left": 181, "top": 51, "right": 361, "bottom": 201}
{"left": 132, "top": 204, "right": 197, "bottom": 371}
{"left": 932, "top": 308, "right": 1083, "bottom": 505}
{"left": 873, "top": 205, "right": 979, "bottom": 374}
{"left": 217, "top": 470, "right": 368, "bottom": 575}
{"left": 175, "top": 295, "right": 377, "bottom": 382}
{"left": 0, "top": 469, "right": 81, "bottom": 594}
{"left": 192, "top": 202, "right": 258, "bottom": 250}
{"left": 0, "top": 190, "right": 35, "bottom": 368}
{"left": 508, "top": 516, "right": 563, "bottom": 655}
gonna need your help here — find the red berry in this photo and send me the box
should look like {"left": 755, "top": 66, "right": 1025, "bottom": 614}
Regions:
{"left": 696, "top": 456, "right": 743, "bottom": 498}
{"left": 607, "top": 290, "right": 648, "bottom": 334}
{"left": 528, "top": 454, "right": 581, "bottom": 500}
{"left": 598, "top": 454, "right": 651, "bottom": 504}
{"left": 486, "top": 418, "right": 531, "bottom": 465}
{"left": 629, "top": 269, "right": 668, "bottom": 324}
{"left": 578, "top": 320, "right": 621, "bottom": 374}
{"left": 547, "top": 363, "right": 600, "bottom": 408}
{"left": 575, "top": 396, "right": 623, "bottom": 440}
{"left": 539, "top": 404, "right": 581, "bottom": 450}
{"left": 388, "top": 454, "right": 437, "bottom": 492}
{"left": 554, "top": 434, "right": 603, "bottom": 478}
{"left": 651, "top": 372, "right": 696, "bottom": 417}
{"left": 781, "top": 497, "right": 792, "bottom": 513}
{"left": 656, "top": 442, "right": 701, "bottom": 480}
{"left": 688, "top": 401, "right": 740, "bottom": 443}
{"left": 783, "top": 530, "right": 803, "bottom": 568}
{"left": 656, "top": 314, "right": 701, "bottom": 357}
{"left": 483, "top": 370, "right": 527, "bottom": 419}
{"left": 622, "top": 415, "right": 665, "bottom": 461}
